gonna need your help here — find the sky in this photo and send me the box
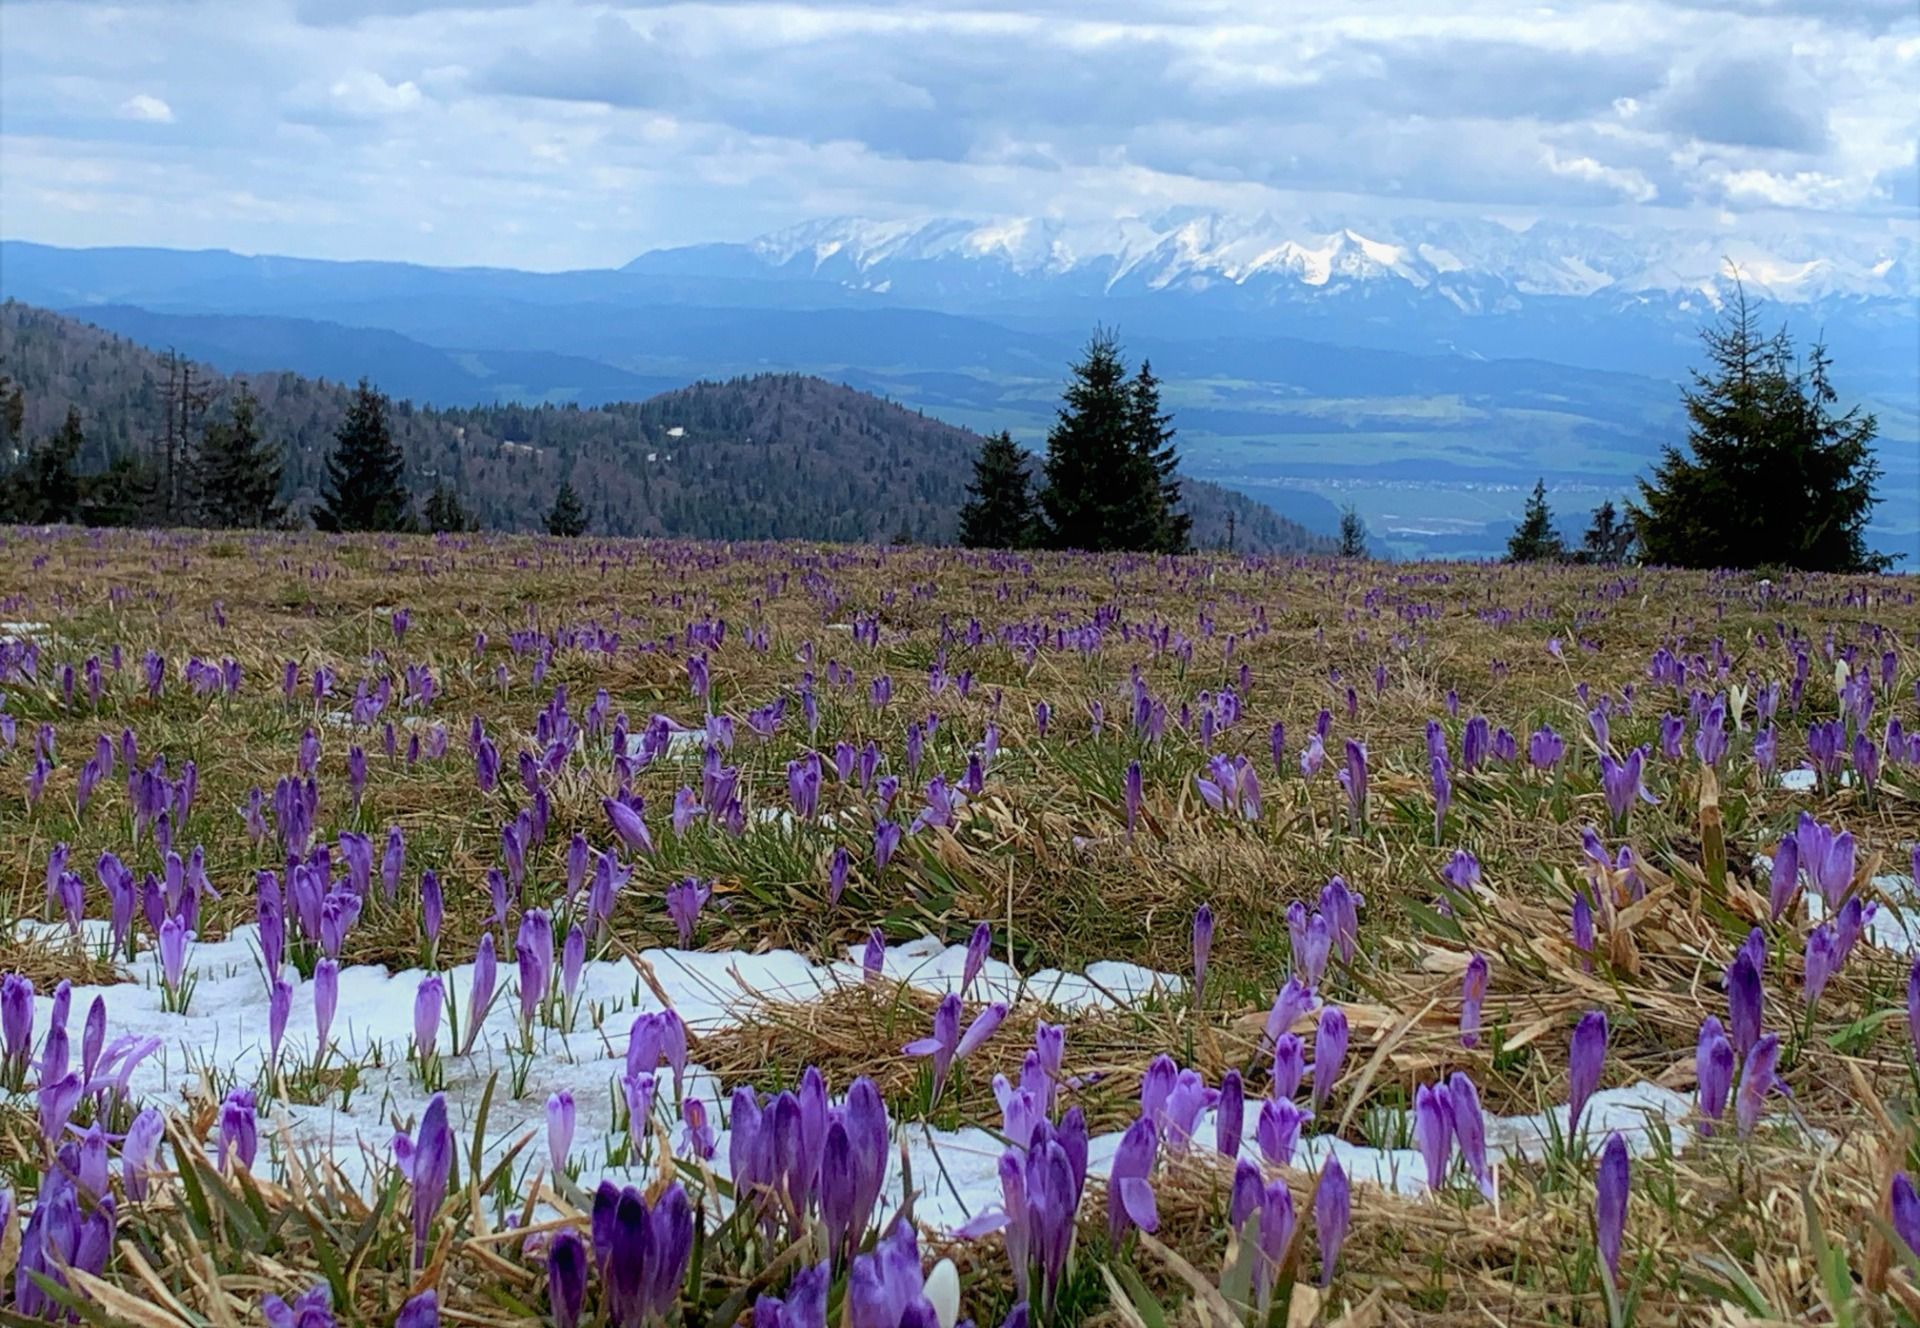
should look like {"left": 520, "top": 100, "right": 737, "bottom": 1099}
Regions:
{"left": 1, "top": 0, "right": 1916, "bottom": 270}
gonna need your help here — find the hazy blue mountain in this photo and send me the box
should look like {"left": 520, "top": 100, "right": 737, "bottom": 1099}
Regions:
{"left": 60, "top": 305, "right": 683, "bottom": 407}
{"left": 5, "top": 226, "right": 1911, "bottom": 562}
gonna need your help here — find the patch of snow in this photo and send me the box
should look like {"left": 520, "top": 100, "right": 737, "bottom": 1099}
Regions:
{"left": 6, "top": 922, "right": 1182, "bottom": 1224}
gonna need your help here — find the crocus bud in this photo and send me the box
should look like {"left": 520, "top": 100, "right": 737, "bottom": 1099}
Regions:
{"left": 1595, "top": 1131, "right": 1629, "bottom": 1283}
{"left": 1413, "top": 1081, "right": 1454, "bottom": 1192}
{"left": 1460, "top": 953, "right": 1490, "bottom": 1048}
{"left": 1215, "top": 1070, "right": 1244, "bottom": 1158}
{"left": 1569, "top": 1009, "right": 1608, "bottom": 1136}
{"left": 1446, "top": 1072, "right": 1493, "bottom": 1199}
{"left": 1893, "top": 1173, "right": 1920, "bottom": 1258}
{"left": 1735, "top": 1034, "right": 1780, "bottom": 1136}
{"left": 1695, "top": 1016, "right": 1733, "bottom": 1133}
{"left": 1313, "top": 1005, "right": 1348, "bottom": 1111}
{"left": 548, "top": 1230, "right": 588, "bottom": 1328}
{"left": 547, "top": 1091, "right": 576, "bottom": 1176}
{"left": 1315, "top": 1156, "right": 1350, "bottom": 1287}
{"left": 314, "top": 959, "right": 339, "bottom": 1055}
{"left": 414, "top": 975, "right": 443, "bottom": 1060}
{"left": 219, "top": 1089, "right": 258, "bottom": 1172}
{"left": 1106, "top": 1117, "right": 1159, "bottom": 1246}
{"left": 962, "top": 922, "right": 992, "bottom": 998}
{"left": 1190, "top": 905, "right": 1214, "bottom": 1007}
{"left": 1726, "top": 952, "right": 1762, "bottom": 1060}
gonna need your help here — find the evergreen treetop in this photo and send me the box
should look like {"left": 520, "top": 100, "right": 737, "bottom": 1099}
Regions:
{"left": 957, "top": 431, "right": 1037, "bottom": 549}
{"left": 315, "top": 379, "right": 412, "bottom": 533}
{"left": 1337, "top": 504, "right": 1367, "bottom": 558}
{"left": 546, "top": 479, "right": 588, "bottom": 537}
{"left": 1037, "top": 331, "right": 1190, "bottom": 554}
{"left": 197, "top": 386, "right": 284, "bottom": 529}
{"left": 1506, "top": 479, "right": 1566, "bottom": 562}
{"left": 1632, "top": 282, "right": 1885, "bottom": 572}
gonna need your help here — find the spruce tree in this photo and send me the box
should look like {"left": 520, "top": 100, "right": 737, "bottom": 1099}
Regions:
{"left": 1633, "top": 284, "right": 1885, "bottom": 572}
{"left": 1580, "top": 500, "right": 1633, "bottom": 564}
{"left": 1337, "top": 504, "right": 1367, "bottom": 558}
{"left": 545, "top": 480, "right": 588, "bottom": 537}
{"left": 8, "top": 407, "right": 85, "bottom": 523}
{"left": 1038, "top": 331, "right": 1187, "bottom": 553}
{"left": 957, "top": 431, "right": 1037, "bottom": 549}
{"left": 1506, "top": 479, "right": 1566, "bottom": 562}
{"left": 1129, "top": 360, "right": 1191, "bottom": 554}
{"left": 197, "top": 387, "right": 284, "bottom": 528}
{"left": 314, "top": 379, "right": 411, "bottom": 532}
{"left": 422, "top": 483, "right": 478, "bottom": 533}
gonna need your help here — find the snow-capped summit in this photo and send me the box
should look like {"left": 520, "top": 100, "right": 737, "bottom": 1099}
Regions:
{"left": 631, "top": 210, "right": 1918, "bottom": 308}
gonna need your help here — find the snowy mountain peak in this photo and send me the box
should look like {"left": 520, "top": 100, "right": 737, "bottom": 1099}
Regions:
{"left": 644, "top": 211, "right": 1918, "bottom": 305}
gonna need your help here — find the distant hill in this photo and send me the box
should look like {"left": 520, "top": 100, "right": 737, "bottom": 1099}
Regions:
{"left": 0, "top": 302, "right": 1335, "bottom": 552}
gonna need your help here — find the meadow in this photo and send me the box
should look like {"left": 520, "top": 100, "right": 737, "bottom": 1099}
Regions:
{"left": 2, "top": 526, "right": 1918, "bottom": 1328}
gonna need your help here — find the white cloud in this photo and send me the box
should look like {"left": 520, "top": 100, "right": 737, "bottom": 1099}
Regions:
{"left": 328, "top": 70, "right": 425, "bottom": 117}
{"left": 0, "top": 0, "right": 1910, "bottom": 266}
{"left": 1542, "top": 149, "right": 1660, "bottom": 203}
{"left": 119, "top": 93, "right": 174, "bottom": 123}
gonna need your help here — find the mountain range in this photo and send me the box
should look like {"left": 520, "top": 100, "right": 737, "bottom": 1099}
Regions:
{"left": 3, "top": 210, "right": 1913, "bottom": 561}
{"left": 0, "top": 302, "right": 1334, "bottom": 553}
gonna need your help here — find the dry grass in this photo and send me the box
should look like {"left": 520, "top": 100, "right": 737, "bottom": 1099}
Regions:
{"left": 2, "top": 527, "right": 1918, "bottom": 1325}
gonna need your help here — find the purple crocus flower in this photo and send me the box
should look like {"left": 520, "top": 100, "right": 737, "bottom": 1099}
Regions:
{"left": 414, "top": 974, "right": 443, "bottom": 1061}
{"left": 1320, "top": 877, "right": 1361, "bottom": 963}
{"left": 1803, "top": 925, "right": 1839, "bottom": 1008}
{"left": 680, "top": 1097, "right": 717, "bottom": 1162}
{"left": 1461, "top": 953, "right": 1490, "bottom": 1048}
{"left": 1735, "top": 1034, "right": 1780, "bottom": 1136}
{"left": 1254, "top": 1097, "right": 1310, "bottom": 1167}
{"left": 121, "top": 1107, "right": 165, "bottom": 1201}
{"left": 396, "top": 1292, "right": 439, "bottom": 1328}
{"left": 1313, "top": 1005, "right": 1348, "bottom": 1111}
{"left": 219, "top": 1089, "right": 258, "bottom": 1172}
{"left": 962, "top": 922, "right": 992, "bottom": 997}
{"left": 1315, "top": 1156, "right": 1350, "bottom": 1287}
{"left": 1447, "top": 1072, "right": 1493, "bottom": 1199}
{"left": 1908, "top": 956, "right": 1920, "bottom": 1067}
{"left": 905, "top": 994, "right": 964, "bottom": 1104}
{"left": 1596, "top": 1131, "right": 1629, "bottom": 1283}
{"left": 826, "top": 845, "right": 852, "bottom": 906}
{"left": 1726, "top": 951, "right": 1762, "bottom": 1060}
{"left": 666, "top": 877, "right": 711, "bottom": 948}
{"left": 262, "top": 1284, "right": 336, "bottom": 1328}
{"left": 158, "top": 915, "right": 190, "bottom": 991}
{"left": 1599, "top": 748, "right": 1657, "bottom": 829}
{"left": 1569, "top": 1010, "right": 1608, "bottom": 1136}
{"left": 1265, "top": 977, "right": 1317, "bottom": 1049}
{"left": 873, "top": 820, "right": 903, "bottom": 874}
{"left": 314, "top": 957, "right": 339, "bottom": 1056}
{"left": 1190, "top": 905, "right": 1214, "bottom": 1007}
{"left": 1695, "top": 1017, "right": 1733, "bottom": 1134}
{"left": 394, "top": 1093, "right": 453, "bottom": 1268}
{"left": 1337, "top": 739, "right": 1368, "bottom": 827}
{"left": 1413, "top": 1081, "right": 1454, "bottom": 1192}
{"left": 1530, "top": 725, "right": 1565, "bottom": 770}
{"left": 464, "top": 933, "right": 497, "bottom": 1054}
{"left": 1892, "top": 1173, "right": 1920, "bottom": 1258}
{"left": 601, "top": 792, "right": 655, "bottom": 856}
{"left": 1, "top": 974, "right": 33, "bottom": 1086}
{"left": 548, "top": 1230, "right": 588, "bottom": 1328}
{"left": 1106, "top": 1117, "right": 1159, "bottom": 1247}
{"left": 1215, "top": 1069, "right": 1245, "bottom": 1157}
{"left": 1768, "top": 835, "right": 1800, "bottom": 921}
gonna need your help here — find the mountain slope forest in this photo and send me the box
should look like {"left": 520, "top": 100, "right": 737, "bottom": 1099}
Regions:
{"left": 0, "top": 302, "right": 1333, "bottom": 552}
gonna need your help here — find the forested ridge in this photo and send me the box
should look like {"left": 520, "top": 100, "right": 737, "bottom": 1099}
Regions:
{"left": 0, "top": 301, "right": 1333, "bottom": 551}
